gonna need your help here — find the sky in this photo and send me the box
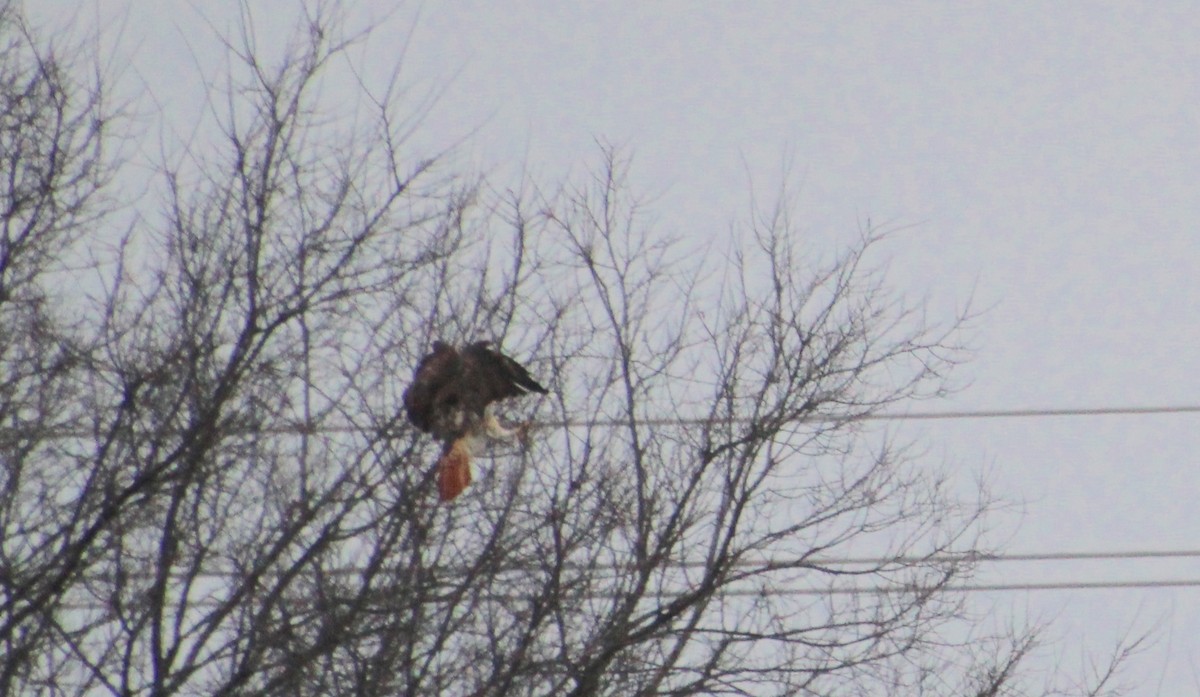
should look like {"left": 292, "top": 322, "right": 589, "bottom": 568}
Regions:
{"left": 27, "top": 1, "right": 1200, "bottom": 693}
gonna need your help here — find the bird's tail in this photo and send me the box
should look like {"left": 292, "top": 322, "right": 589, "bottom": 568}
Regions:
{"left": 437, "top": 438, "right": 472, "bottom": 501}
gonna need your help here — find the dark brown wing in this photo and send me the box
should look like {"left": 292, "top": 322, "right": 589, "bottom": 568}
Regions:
{"left": 459, "top": 341, "right": 548, "bottom": 414}
{"left": 402, "top": 341, "right": 460, "bottom": 433}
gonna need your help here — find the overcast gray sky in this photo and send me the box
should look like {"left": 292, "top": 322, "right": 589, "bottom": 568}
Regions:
{"left": 29, "top": 1, "right": 1200, "bottom": 692}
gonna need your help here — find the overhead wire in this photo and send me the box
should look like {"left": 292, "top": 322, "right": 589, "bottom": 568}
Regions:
{"left": 246, "top": 402, "right": 1200, "bottom": 432}
{"left": 55, "top": 578, "right": 1200, "bottom": 613}
{"left": 687, "top": 578, "right": 1200, "bottom": 597}
{"left": 56, "top": 547, "right": 1200, "bottom": 585}
{"left": 8, "top": 402, "right": 1198, "bottom": 441}
{"left": 18, "top": 405, "right": 1200, "bottom": 609}
{"left": 543, "top": 403, "right": 1200, "bottom": 429}
{"left": 723, "top": 547, "right": 1200, "bottom": 567}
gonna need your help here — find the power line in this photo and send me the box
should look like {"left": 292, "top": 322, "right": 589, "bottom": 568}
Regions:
{"left": 9, "top": 403, "right": 1199, "bottom": 441}
{"left": 62, "top": 548, "right": 1200, "bottom": 584}
{"left": 540, "top": 547, "right": 1200, "bottom": 573}
{"left": 873, "top": 404, "right": 1200, "bottom": 421}
{"left": 49, "top": 548, "right": 1200, "bottom": 612}
{"left": 745, "top": 547, "right": 1200, "bottom": 567}
{"left": 56, "top": 577, "right": 1200, "bottom": 612}
{"left": 552, "top": 403, "right": 1200, "bottom": 429}
{"left": 718, "top": 577, "right": 1200, "bottom": 597}
{"left": 843, "top": 403, "right": 1200, "bottom": 421}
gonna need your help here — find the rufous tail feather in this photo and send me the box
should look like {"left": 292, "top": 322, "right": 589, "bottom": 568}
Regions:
{"left": 437, "top": 438, "right": 472, "bottom": 501}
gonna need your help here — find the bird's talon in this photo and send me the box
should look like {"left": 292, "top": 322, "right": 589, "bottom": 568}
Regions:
{"left": 517, "top": 420, "right": 534, "bottom": 448}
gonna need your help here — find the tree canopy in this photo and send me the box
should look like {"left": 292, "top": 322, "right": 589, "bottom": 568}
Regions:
{"left": 0, "top": 4, "right": 1137, "bottom": 696}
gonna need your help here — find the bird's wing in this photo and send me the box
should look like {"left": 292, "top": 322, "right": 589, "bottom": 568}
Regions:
{"left": 402, "top": 342, "right": 460, "bottom": 432}
{"left": 460, "top": 342, "right": 548, "bottom": 412}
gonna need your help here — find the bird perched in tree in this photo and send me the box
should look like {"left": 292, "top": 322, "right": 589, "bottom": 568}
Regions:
{"left": 402, "top": 340, "right": 548, "bottom": 501}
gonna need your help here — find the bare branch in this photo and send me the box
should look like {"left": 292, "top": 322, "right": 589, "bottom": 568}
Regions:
{"left": 0, "top": 4, "right": 1146, "bottom": 697}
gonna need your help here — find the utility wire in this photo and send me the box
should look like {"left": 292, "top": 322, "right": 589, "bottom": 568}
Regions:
{"left": 18, "top": 405, "right": 1200, "bottom": 606}
{"left": 690, "top": 578, "right": 1200, "bottom": 597}
{"left": 287, "top": 402, "right": 1200, "bottom": 431}
{"left": 49, "top": 549, "right": 1200, "bottom": 612}
{"left": 56, "top": 577, "right": 1200, "bottom": 612}
{"left": 64, "top": 548, "right": 1200, "bottom": 583}
{"left": 692, "top": 577, "right": 1200, "bottom": 597}
{"left": 546, "top": 403, "right": 1200, "bottom": 429}
{"left": 831, "top": 403, "right": 1200, "bottom": 422}
{"left": 733, "top": 547, "right": 1200, "bottom": 567}
{"left": 11, "top": 403, "right": 1199, "bottom": 441}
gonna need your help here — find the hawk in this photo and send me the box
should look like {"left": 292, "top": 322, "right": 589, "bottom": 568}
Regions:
{"left": 402, "top": 340, "right": 548, "bottom": 501}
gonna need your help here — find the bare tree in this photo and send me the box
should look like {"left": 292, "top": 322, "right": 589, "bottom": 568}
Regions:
{"left": 0, "top": 1, "right": 116, "bottom": 689}
{"left": 0, "top": 3, "right": 1139, "bottom": 696}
